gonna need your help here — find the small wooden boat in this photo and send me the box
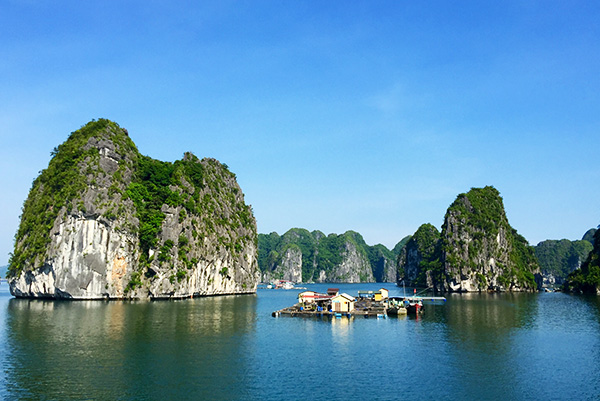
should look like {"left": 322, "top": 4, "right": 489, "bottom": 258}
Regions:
{"left": 386, "top": 305, "right": 408, "bottom": 316}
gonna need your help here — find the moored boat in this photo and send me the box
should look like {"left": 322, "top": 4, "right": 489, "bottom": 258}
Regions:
{"left": 386, "top": 305, "right": 408, "bottom": 316}
{"left": 407, "top": 300, "right": 423, "bottom": 315}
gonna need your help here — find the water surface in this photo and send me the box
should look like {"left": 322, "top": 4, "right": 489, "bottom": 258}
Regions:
{"left": 0, "top": 283, "right": 598, "bottom": 400}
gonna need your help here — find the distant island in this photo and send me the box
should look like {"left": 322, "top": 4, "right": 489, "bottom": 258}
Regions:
{"left": 534, "top": 229, "right": 595, "bottom": 286}
{"left": 398, "top": 186, "right": 541, "bottom": 292}
{"left": 260, "top": 186, "right": 597, "bottom": 293}
{"left": 258, "top": 229, "right": 410, "bottom": 283}
{"left": 396, "top": 188, "right": 595, "bottom": 292}
{"left": 563, "top": 228, "right": 600, "bottom": 294}
{"left": 7, "top": 119, "right": 259, "bottom": 299}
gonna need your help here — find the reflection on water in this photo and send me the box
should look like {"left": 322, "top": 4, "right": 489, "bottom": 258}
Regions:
{"left": 432, "top": 293, "right": 541, "bottom": 399}
{"left": 331, "top": 316, "right": 351, "bottom": 347}
{"left": 3, "top": 295, "right": 257, "bottom": 400}
{"left": 1, "top": 283, "right": 600, "bottom": 400}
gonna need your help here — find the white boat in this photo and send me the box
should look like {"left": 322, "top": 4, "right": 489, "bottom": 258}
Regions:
{"left": 281, "top": 281, "right": 294, "bottom": 290}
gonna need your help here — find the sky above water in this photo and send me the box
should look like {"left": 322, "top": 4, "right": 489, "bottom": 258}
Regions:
{"left": 1, "top": 1, "right": 599, "bottom": 265}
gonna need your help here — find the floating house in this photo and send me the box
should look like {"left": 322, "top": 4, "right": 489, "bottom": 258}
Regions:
{"left": 298, "top": 290, "right": 332, "bottom": 308}
{"left": 357, "top": 288, "right": 389, "bottom": 301}
{"left": 273, "top": 288, "right": 445, "bottom": 318}
{"left": 377, "top": 288, "right": 389, "bottom": 301}
{"left": 298, "top": 291, "right": 319, "bottom": 304}
{"left": 331, "top": 293, "right": 355, "bottom": 312}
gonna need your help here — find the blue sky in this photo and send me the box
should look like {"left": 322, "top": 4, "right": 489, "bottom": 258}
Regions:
{"left": 1, "top": 1, "right": 599, "bottom": 265}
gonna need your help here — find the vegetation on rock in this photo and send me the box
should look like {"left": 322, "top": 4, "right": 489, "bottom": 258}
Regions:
{"left": 441, "top": 186, "right": 540, "bottom": 291}
{"left": 258, "top": 229, "right": 406, "bottom": 282}
{"left": 397, "top": 223, "right": 442, "bottom": 287}
{"left": 564, "top": 227, "right": 600, "bottom": 293}
{"left": 582, "top": 228, "right": 597, "bottom": 244}
{"left": 534, "top": 238, "right": 593, "bottom": 283}
{"left": 398, "top": 186, "right": 541, "bottom": 292}
{"left": 8, "top": 119, "right": 257, "bottom": 298}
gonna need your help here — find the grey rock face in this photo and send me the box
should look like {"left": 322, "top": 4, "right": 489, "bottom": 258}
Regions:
{"left": 398, "top": 246, "right": 421, "bottom": 285}
{"left": 315, "top": 241, "right": 375, "bottom": 283}
{"left": 261, "top": 246, "right": 303, "bottom": 283}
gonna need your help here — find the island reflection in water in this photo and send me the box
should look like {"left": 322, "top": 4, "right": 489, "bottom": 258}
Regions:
{"left": 2, "top": 284, "right": 600, "bottom": 400}
{"left": 4, "top": 294, "right": 257, "bottom": 400}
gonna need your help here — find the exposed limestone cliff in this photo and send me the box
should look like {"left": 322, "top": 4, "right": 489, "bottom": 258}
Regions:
{"left": 318, "top": 239, "right": 374, "bottom": 283}
{"left": 260, "top": 245, "right": 303, "bottom": 283}
{"left": 258, "top": 229, "right": 401, "bottom": 283}
{"left": 370, "top": 244, "right": 398, "bottom": 283}
{"left": 8, "top": 119, "right": 258, "bottom": 299}
{"left": 397, "top": 186, "right": 541, "bottom": 292}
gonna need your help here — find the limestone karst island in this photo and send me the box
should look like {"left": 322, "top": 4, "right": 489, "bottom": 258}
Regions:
{"left": 6, "top": 119, "right": 600, "bottom": 299}
{"left": 7, "top": 119, "right": 259, "bottom": 299}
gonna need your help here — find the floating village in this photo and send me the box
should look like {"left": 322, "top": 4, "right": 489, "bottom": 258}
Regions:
{"left": 270, "top": 283, "right": 446, "bottom": 319}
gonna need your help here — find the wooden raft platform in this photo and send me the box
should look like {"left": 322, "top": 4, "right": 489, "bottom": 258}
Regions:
{"left": 272, "top": 305, "right": 387, "bottom": 318}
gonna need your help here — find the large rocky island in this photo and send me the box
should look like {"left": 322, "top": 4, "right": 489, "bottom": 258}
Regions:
{"left": 398, "top": 186, "right": 542, "bottom": 292}
{"left": 8, "top": 119, "right": 259, "bottom": 299}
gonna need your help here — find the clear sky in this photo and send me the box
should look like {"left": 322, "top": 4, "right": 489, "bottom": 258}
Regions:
{"left": 1, "top": 1, "right": 599, "bottom": 265}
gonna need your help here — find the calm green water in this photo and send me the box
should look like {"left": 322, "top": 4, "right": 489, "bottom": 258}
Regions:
{"left": 0, "top": 282, "right": 599, "bottom": 400}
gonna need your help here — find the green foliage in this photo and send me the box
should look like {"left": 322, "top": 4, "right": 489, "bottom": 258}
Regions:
{"left": 127, "top": 152, "right": 220, "bottom": 263}
{"left": 535, "top": 239, "right": 593, "bottom": 280}
{"left": 392, "top": 236, "right": 411, "bottom": 257}
{"left": 368, "top": 244, "right": 395, "bottom": 282}
{"left": 582, "top": 228, "right": 597, "bottom": 244}
{"left": 399, "top": 223, "right": 443, "bottom": 287}
{"left": 399, "top": 186, "right": 543, "bottom": 291}
{"left": 178, "top": 209, "right": 187, "bottom": 223}
{"left": 316, "top": 234, "right": 345, "bottom": 274}
{"left": 411, "top": 224, "right": 441, "bottom": 260}
{"left": 158, "top": 240, "right": 174, "bottom": 263}
{"left": 509, "top": 230, "right": 537, "bottom": 275}
{"left": 178, "top": 235, "right": 189, "bottom": 247}
{"left": 125, "top": 271, "right": 143, "bottom": 293}
{"left": 447, "top": 186, "right": 505, "bottom": 236}
{"left": 279, "top": 229, "right": 319, "bottom": 282}
{"left": 438, "top": 186, "right": 540, "bottom": 290}
{"left": 176, "top": 269, "right": 187, "bottom": 282}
